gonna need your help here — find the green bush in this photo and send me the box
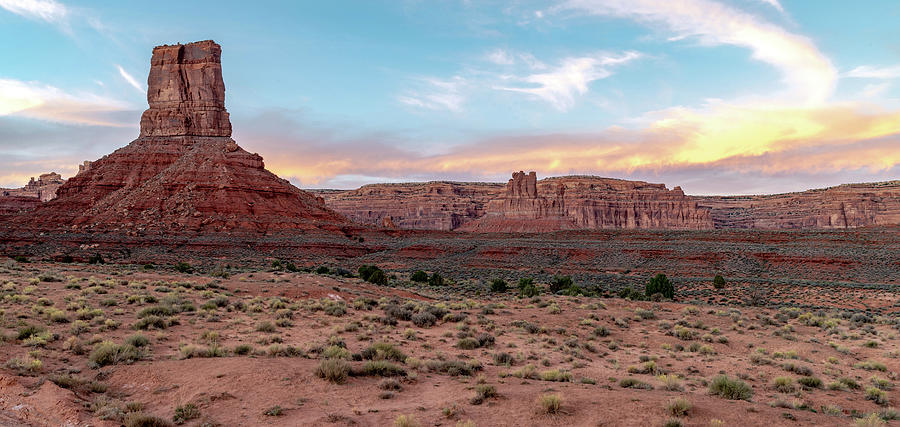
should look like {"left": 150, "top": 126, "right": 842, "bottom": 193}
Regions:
{"left": 645, "top": 274, "right": 674, "bottom": 300}
{"left": 174, "top": 262, "right": 192, "bottom": 273}
{"left": 708, "top": 375, "right": 753, "bottom": 400}
{"left": 428, "top": 273, "right": 444, "bottom": 286}
{"left": 410, "top": 271, "right": 428, "bottom": 282}
{"left": 713, "top": 274, "right": 726, "bottom": 289}
{"left": 548, "top": 275, "right": 573, "bottom": 293}
{"left": 490, "top": 279, "right": 508, "bottom": 293}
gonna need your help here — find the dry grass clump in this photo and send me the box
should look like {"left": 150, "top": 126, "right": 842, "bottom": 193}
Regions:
{"left": 538, "top": 393, "right": 562, "bottom": 414}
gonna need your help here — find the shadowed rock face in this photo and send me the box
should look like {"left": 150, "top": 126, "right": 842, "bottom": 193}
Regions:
{"left": 18, "top": 40, "right": 346, "bottom": 233}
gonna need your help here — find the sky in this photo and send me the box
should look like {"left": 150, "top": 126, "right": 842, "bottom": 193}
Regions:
{"left": 1, "top": 0, "right": 899, "bottom": 195}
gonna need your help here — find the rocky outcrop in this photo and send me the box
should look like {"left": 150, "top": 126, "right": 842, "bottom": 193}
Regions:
{"left": 697, "top": 181, "right": 900, "bottom": 229}
{"left": 460, "top": 173, "right": 713, "bottom": 232}
{"left": 1, "top": 172, "right": 65, "bottom": 202}
{"left": 19, "top": 40, "right": 346, "bottom": 233}
{"left": 316, "top": 172, "right": 714, "bottom": 232}
{"left": 139, "top": 41, "right": 231, "bottom": 137}
{"left": 315, "top": 181, "right": 502, "bottom": 231}
{"left": 317, "top": 173, "right": 900, "bottom": 232}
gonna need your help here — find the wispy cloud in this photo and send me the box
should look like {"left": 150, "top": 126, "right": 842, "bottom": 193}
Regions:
{"left": 116, "top": 65, "right": 144, "bottom": 93}
{"left": 0, "top": 78, "right": 134, "bottom": 126}
{"left": 846, "top": 65, "right": 900, "bottom": 79}
{"left": 398, "top": 76, "right": 467, "bottom": 112}
{"left": 495, "top": 51, "right": 640, "bottom": 111}
{"left": 755, "top": 0, "right": 784, "bottom": 13}
{"left": 560, "top": 0, "right": 836, "bottom": 104}
{"left": 0, "top": 0, "right": 67, "bottom": 23}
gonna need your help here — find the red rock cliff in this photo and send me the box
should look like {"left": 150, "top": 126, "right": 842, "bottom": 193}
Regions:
{"left": 697, "top": 181, "right": 900, "bottom": 229}
{"left": 316, "top": 172, "right": 714, "bottom": 232}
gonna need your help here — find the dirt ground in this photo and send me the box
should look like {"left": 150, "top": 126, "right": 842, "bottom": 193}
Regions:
{"left": 0, "top": 261, "right": 897, "bottom": 426}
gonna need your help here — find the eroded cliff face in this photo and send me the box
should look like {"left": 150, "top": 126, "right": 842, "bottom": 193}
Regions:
{"left": 316, "top": 181, "right": 503, "bottom": 231}
{"left": 697, "top": 181, "right": 900, "bottom": 229}
{"left": 317, "top": 172, "right": 714, "bottom": 232}
{"left": 21, "top": 40, "right": 346, "bottom": 233}
{"left": 316, "top": 173, "right": 900, "bottom": 232}
{"left": 459, "top": 172, "right": 713, "bottom": 232}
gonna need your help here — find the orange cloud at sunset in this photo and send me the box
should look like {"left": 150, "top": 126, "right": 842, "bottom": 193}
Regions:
{"left": 247, "top": 102, "right": 900, "bottom": 191}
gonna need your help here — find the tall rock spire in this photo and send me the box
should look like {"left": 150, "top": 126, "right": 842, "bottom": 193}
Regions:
{"left": 139, "top": 40, "right": 232, "bottom": 137}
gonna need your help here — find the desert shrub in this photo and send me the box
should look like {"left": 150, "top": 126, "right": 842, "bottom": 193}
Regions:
{"left": 539, "top": 369, "right": 573, "bottom": 382}
{"left": 88, "top": 254, "right": 105, "bottom": 264}
{"left": 358, "top": 360, "right": 406, "bottom": 377}
{"left": 619, "top": 378, "right": 653, "bottom": 389}
{"left": 854, "top": 413, "right": 887, "bottom": 427}
{"left": 457, "top": 337, "right": 479, "bottom": 350}
{"left": 125, "top": 334, "right": 150, "bottom": 348}
{"left": 315, "top": 359, "right": 350, "bottom": 384}
{"left": 855, "top": 361, "right": 888, "bottom": 372}
{"left": 394, "top": 414, "right": 420, "bottom": 427}
{"left": 665, "top": 397, "right": 692, "bottom": 416}
{"left": 645, "top": 274, "right": 674, "bottom": 299}
{"left": 323, "top": 345, "right": 351, "bottom": 360}
{"left": 17, "top": 324, "right": 46, "bottom": 341}
{"left": 133, "top": 315, "right": 175, "bottom": 330}
{"left": 361, "top": 342, "right": 406, "bottom": 362}
{"left": 173, "top": 262, "right": 193, "bottom": 274}
{"left": 538, "top": 393, "right": 562, "bottom": 414}
{"left": 866, "top": 387, "right": 889, "bottom": 405}
{"left": 490, "top": 278, "right": 508, "bottom": 293}
{"left": 410, "top": 270, "right": 429, "bottom": 282}
{"left": 661, "top": 418, "right": 685, "bottom": 427}
{"left": 411, "top": 311, "right": 437, "bottom": 328}
{"left": 548, "top": 275, "right": 573, "bottom": 294}
{"left": 428, "top": 273, "right": 444, "bottom": 286}
{"left": 773, "top": 377, "right": 795, "bottom": 393}
{"left": 426, "top": 359, "right": 481, "bottom": 376}
{"left": 124, "top": 413, "right": 173, "bottom": 427}
{"left": 263, "top": 406, "right": 283, "bottom": 416}
{"left": 798, "top": 376, "right": 822, "bottom": 389}
{"left": 493, "top": 352, "right": 514, "bottom": 366}
{"left": 520, "top": 282, "right": 540, "bottom": 297}
{"left": 657, "top": 374, "right": 683, "bottom": 391}
{"left": 315, "top": 266, "right": 330, "bottom": 274}
{"left": 379, "top": 378, "right": 403, "bottom": 391}
{"left": 89, "top": 341, "right": 140, "bottom": 367}
{"left": 708, "top": 375, "right": 753, "bottom": 400}
{"left": 256, "top": 321, "right": 277, "bottom": 333}
{"left": 172, "top": 403, "right": 199, "bottom": 424}
{"left": 471, "top": 384, "right": 497, "bottom": 405}
{"left": 618, "top": 287, "right": 645, "bottom": 300}
{"left": 713, "top": 274, "right": 726, "bottom": 289}
{"left": 871, "top": 376, "right": 893, "bottom": 391}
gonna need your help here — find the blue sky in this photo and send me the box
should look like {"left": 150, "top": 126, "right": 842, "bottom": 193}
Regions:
{"left": 1, "top": 0, "right": 899, "bottom": 194}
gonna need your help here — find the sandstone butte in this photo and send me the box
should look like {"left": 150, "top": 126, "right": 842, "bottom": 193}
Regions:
{"left": 314, "top": 172, "right": 900, "bottom": 232}
{"left": 9, "top": 40, "right": 346, "bottom": 233}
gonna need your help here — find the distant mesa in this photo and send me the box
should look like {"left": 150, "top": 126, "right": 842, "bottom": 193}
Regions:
{"left": 315, "top": 172, "right": 900, "bottom": 231}
{"left": 9, "top": 40, "right": 346, "bottom": 233}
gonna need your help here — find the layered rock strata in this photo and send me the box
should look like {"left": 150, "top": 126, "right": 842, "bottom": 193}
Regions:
{"left": 316, "top": 172, "right": 714, "bottom": 232}
{"left": 697, "top": 181, "right": 900, "bottom": 229}
{"left": 317, "top": 174, "right": 900, "bottom": 232}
